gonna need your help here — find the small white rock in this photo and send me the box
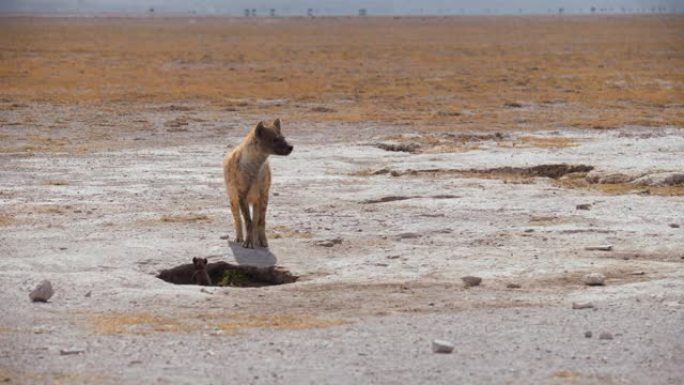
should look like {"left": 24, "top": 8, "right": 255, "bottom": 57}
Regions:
{"left": 29, "top": 280, "right": 54, "bottom": 302}
{"left": 572, "top": 302, "right": 595, "bottom": 310}
{"left": 432, "top": 339, "right": 454, "bottom": 354}
{"left": 583, "top": 273, "right": 606, "bottom": 286}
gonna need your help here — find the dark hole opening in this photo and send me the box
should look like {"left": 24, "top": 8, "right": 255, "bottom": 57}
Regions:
{"left": 157, "top": 261, "right": 298, "bottom": 287}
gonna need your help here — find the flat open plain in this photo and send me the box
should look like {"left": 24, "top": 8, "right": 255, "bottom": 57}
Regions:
{"left": 0, "top": 16, "right": 683, "bottom": 384}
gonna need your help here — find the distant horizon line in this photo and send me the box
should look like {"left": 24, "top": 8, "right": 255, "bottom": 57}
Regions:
{"left": 2, "top": 10, "right": 682, "bottom": 17}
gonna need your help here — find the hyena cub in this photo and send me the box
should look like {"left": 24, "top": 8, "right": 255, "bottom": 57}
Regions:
{"left": 223, "top": 118, "right": 293, "bottom": 248}
{"left": 192, "top": 257, "right": 212, "bottom": 286}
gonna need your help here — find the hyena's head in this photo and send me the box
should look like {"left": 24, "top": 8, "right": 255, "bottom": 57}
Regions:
{"left": 254, "top": 118, "right": 293, "bottom": 156}
{"left": 192, "top": 257, "right": 208, "bottom": 270}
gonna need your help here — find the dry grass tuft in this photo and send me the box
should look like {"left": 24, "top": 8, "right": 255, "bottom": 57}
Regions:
{"left": 218, "top": 313, "right": 348, "bottom": 333}
{"left": 517, "top": 136, "right": 578, "bottom": 148}
{"left": 90, "top": 312, "right": 193, "bottom": 335}
{"left": 34, "top": 205, "right": 67, "bottom": 215}
{"left": 44, "top": 179, "right": 69, "bottom": 186}
{"left": 89, "top": 311, "right": 346, "bottom": 335}
{"left": 553, "top": 370, "right": 580, "bottom": 379}
{"left": 0, "top": 215, "right": 15, "bottom": 226}
{"left": 160, "top": 213, "right": 211, "bottom": 223}
{"left": 556, "top": 174, "right": 684, "bottom": 196}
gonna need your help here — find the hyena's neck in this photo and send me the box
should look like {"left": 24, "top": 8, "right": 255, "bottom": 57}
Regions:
{"left": 240, "top": 141, "right": 269, "bottom": 175}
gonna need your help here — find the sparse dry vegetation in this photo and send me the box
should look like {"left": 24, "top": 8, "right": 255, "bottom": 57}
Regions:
{"left": 160, "top": 213, "right": 211, "bottom": 223}
{"left": 0, "top": 16, "right": 681, "bottom": 130}
{"left": 89, "top": 311, "right": 347, "bottom": 335}
{"left": 218, "top": 313, "right": 349, "bottom": 333}
{"left": 556, "top": 173, "right": 684, "bottom": 196}
{"left": 44, "top": 179, "right": 69, "bottom": 186}
{"left": 516, "top": 135, "right": 578, "bottom": 148}
{"left": 0, "top": 214, "right": 15, "bottom": 226}
{"left": 90, "top": 312, "right": 193, "bottom": 335}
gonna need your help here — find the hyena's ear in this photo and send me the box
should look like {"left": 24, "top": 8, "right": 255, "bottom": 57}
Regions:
{"left": 272, "top": 118, "right": 281, "bottom": 133}
{"left": 255, "top": 121, "right": 265, "bottom": 138}
{"left": 202, "top": 258, "right": 208, "bottom": 264}
{"left": 192, "top": 257, "right": 198, "bottom": 264}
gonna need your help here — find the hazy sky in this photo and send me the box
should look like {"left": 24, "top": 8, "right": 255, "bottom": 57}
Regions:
{"left": 1, "top": 0, "right": 680, "bottom": 15}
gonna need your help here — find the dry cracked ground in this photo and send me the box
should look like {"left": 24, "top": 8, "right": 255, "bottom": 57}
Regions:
{"left": 1, "top": 104, "right": 683, "bottom": 384}
{"left": 1, "top": 15, "right": 684, "bottom": 385}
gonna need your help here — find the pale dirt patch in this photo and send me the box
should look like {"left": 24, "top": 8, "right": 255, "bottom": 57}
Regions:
{"left": 217, "top": 313, "right": 349, "bottom": 334}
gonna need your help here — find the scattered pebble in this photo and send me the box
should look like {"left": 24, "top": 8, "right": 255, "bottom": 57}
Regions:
{"left": 599, "top": 332, "right": 613, "bottom": 340}
{"left": 84, "top": 291, "right": 91, "bottom": 298}
{"left": 585, "top": 245, "right": 613, "bottom": 251}
{"left": 431, "top": 339, "right": 454, "bottom": 354}
{"left": 386, "top": 255, "right": 400, "bottom": 260}
{"left": 572, "top": 302, "right": 595, "bottom": 310}
{"left": 506, "top": 283, "right": 522, "bottom": 289}
{"left": 669, "top": 223, "right": 680, "bottom": 228}
{"left": 29, "top": 280, "right": 54, "bottom": 302}
{"left": 461, "top": 276, "right": 482, "bottom": 288}
{"left": 584, "top": 331, "right": 592, "bottom": 338}
{"left": 576, "top": 204, "right": 591, "bottom": 210}
{"left": 583, "top": 273, "right": 606, "bottom": 286}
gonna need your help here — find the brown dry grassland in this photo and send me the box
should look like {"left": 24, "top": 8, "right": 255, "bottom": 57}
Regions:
{"left": 0, "top": 16, "right": 682, "bottom": 130}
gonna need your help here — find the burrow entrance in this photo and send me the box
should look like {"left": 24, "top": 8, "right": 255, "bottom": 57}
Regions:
{"left": 157, "top": 261, "right": 298, "bottom": 287}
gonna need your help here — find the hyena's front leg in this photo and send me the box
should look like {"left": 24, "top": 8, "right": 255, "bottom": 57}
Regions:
{"left": 251, "top": 200, "right": 265, "bottom": 248}
{"left": 256, "top": 198, "right": 268, "bottom": 248}
{"left": 229, "top": 197, "right": 243, "bottom": 243}
{"left": 239, "top": 198, "right": 253, "bottom": 248}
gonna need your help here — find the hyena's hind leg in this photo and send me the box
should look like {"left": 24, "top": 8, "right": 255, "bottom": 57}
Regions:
{"left": 239, "top": 198, "right": 254, "bottom": 248}
{"left": 256, "top": 198, "right": 268, "bottom": 248}
{"left": 229, "top": 197, "right": 243, "bottom": 243}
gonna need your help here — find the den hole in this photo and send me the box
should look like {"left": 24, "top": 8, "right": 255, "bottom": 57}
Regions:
{"left": 157, "top": 260, "right": 298, "bottom": 287}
